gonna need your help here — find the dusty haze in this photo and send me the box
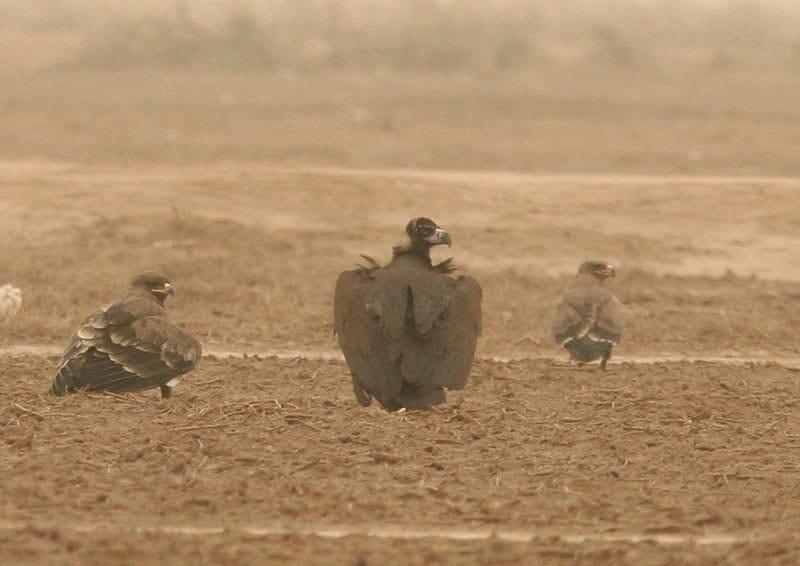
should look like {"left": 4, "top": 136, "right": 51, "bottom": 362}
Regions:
{"left": 4, "top": 3, "right": 800, "bottom": 565}
{"left": 3, "top": 0, "right": 800, "bottom": 174}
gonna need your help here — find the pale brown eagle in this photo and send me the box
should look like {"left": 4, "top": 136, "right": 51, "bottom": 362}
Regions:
{"left": 51, "top": 273, "right": 202, "bottom": 398}
{"left": 552, "top": 261, "right": 625, "bottom": 370}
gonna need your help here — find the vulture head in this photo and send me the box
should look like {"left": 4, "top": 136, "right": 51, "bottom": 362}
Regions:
{"left": 131, "top": 273, "right": 175, "bottom": 305}
{"left": 578, "top": 261, "right": 615, "bottom": 280}
{"left": 404, "top": 217, "right": 452, "bottom": 251}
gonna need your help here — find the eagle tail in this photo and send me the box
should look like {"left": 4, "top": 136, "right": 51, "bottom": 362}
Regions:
{"left": 51, "top": 358, "right": 81, "bottom": 396}
{"left": 565, "top": 336, "right": 612, "bottom": 363}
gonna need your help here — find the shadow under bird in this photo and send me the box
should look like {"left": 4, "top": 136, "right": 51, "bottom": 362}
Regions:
{"left": 51, "top": 273, "right": 202, "bottom": 398}
{"left": 334, "top": 218, "right": 482, "bottom": 411}
{"left": 552, "top": 261, "right": 625, "bottom": 369}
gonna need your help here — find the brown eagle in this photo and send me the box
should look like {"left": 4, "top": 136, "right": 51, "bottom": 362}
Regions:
{"left": 334, "top": 218, "right": 482, "bottom": 411}
{"left": 51, "top": 273, "right": 202, "bottom": 398}
{"left": 552, "top": 261, "right": 625, "bottom": 369}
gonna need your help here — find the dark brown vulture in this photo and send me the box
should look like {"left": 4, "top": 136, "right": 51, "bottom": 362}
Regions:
{"left": 334, "top": 218, "right": 482, "bottom": 411}
{"left": 552, "top": 261, "right": 625, "bottom": 370}
{"left": 51, "top": 273, "right": 202, "bottom": 398}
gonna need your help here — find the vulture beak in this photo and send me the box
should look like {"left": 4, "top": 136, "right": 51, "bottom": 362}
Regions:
{"left": 425, "top": 228, "right": 452, "bottom": 247}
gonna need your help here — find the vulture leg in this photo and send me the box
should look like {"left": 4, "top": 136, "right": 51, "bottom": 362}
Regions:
{"left": 351, "top": 375, "right": 372, "bottom": 407}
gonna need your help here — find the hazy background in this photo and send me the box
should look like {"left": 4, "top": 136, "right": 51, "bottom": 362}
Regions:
{"left": 4, "top": 0, "right": 800, "bottom": 173}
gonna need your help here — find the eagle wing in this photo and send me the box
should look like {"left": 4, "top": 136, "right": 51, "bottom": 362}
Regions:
{"left": 52, "top": 298, "right": 202, "bottom": 395}
{"left": 552, "top": 283, "right": 623, "bottom": 345}
{"left": 590, "top": 294, "right": 625, "bottom": 344}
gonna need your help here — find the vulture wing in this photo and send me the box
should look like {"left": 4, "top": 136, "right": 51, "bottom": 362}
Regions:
{"left": 400, "top": 275, "right": 482, "bottom": 390}
{"left": 335, "top": 257, "right": 482, "bottom": 408}
{"left": 334, "top": 269, "right": 403, "bottom": 406}
{"left": 52, "top": 298, "right": 202, "bottom": 395}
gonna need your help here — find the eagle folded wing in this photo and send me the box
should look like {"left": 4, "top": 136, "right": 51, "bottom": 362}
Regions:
{"left": 590, "top": 295, "right": 624, "bottom": 344}
{"left": 552, "top": 298, "right": 594, "bottom": 345}
{"left": 53, "top": 299, "right": 200, "bottom": 395}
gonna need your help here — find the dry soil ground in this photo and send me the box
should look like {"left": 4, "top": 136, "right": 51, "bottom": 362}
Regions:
{"left": 2, "top": 164, "right": 800, "bottom": 564}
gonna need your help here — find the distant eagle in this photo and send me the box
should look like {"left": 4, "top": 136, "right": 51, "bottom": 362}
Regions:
{"left": 552, "top": 261, "right": 625, "bottom": 369}
{"left": 51, "top": 273, "right": 202, "bottom": 398}
{"left": 334, "top": 218, "right": 482, "bottom": 410}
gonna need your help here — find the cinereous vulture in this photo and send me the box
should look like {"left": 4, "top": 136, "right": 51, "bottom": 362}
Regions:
{"left": 334, "top": 218, "right": 482, "bottom": 411}
{"left": 552, "top": 261, "right": 625, "bottom": 369}
{"left": 51, "top": 273, "right": 202, "bottom": 398}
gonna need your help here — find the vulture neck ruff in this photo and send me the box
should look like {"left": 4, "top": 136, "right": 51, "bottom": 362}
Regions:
{"left": 392, "top": 240, "right": 434, "bottom": 265}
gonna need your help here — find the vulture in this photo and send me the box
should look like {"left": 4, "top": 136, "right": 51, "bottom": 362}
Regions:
{"left": 552, "top": 261, "right": 625, "bottom": 370}
{"left": 334, "top": 218, "right": 482, "bottom": 411}
{"left": 51, "top": 273, "right": 202, "bottom": 398}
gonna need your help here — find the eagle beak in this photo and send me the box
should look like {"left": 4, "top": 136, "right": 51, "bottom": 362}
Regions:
{"left": 604, "top": 266, "right": 616, "bottom": 278}
{"left": 160, "top": 282, "right": 175, "bottom": 296}
{"left": 425, "top": 228, "right": 452, "bottom": 247}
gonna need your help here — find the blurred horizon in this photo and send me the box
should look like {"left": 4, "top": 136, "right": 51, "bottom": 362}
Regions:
{"left": 9, "top": 1, "right": 800, "bottom": 73}
{"left": 3, "top": 0, "right": 800, "bottom": 174}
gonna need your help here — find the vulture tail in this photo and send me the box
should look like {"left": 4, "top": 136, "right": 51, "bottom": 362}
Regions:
{"left": 393, "top": 381, "right": 446, "bottom": 410}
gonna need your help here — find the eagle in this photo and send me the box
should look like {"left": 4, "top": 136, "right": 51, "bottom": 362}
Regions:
{"left": 51, "top": 273, "right": 202, "bottom": 398}
{"left": 552, "top": 261, "right": 625, "bottom": 370}
{"left": 334, "top": 218, "right": 482, "bottom": 411}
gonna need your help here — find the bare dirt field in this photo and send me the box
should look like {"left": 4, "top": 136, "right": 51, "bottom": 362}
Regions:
{"left": 3, "top": 163, "right": 800, "bottom": 358}
{"left": 6, "top": 2, "right": 800, "bottom": 562}
{"left": 2, "top": 164, "right": 800, "bottom": 563}
{"left": 2, "top": 355, "right": 800, "bottom": 564}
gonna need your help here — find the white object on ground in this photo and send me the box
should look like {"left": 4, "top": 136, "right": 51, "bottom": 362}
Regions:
{"left": 0, "top": 284, "right": 22, "bottom": 320}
